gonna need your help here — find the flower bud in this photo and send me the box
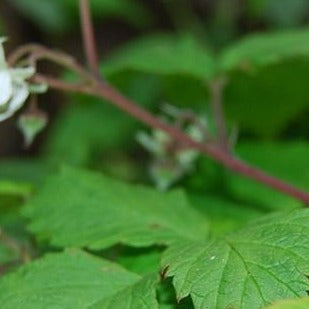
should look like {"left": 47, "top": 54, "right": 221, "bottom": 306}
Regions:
{"left": 17, "top": 110, "right": 48, "bottom": 147}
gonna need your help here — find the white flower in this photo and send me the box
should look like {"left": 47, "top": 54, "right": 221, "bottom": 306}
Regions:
{"left": 0, "top": 38, "right": 47, "bottom": 122}
{"left": 137, "top": 105, "right": 207, "bottom": 190}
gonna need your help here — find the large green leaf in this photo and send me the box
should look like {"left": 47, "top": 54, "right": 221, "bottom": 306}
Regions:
{"left": 220, "top": 29, "right": 309, "bottom": 136}
{"left": 228, "top": 142, "right": 309, "bottom": 210}
{"left": 102, "top": 34, "right": 217, "bottom": 80}
{"left": 221, "top": 28, "right": 309, "bottom": 71}
{"left": 102, "top": 30, "right": 309, "bottom": 137}
{"left": 161, "top": 75, "right": 210, "bottom": 110}
{"left": 224, "top": 58, "right": 309, "bottom": 136}
{"left": 101, "top": 30, "right": 309, "bottom": 137}
{"left": 162, "top": 209, "right": 309, "bottom": 309}
{"left": 0, "top": 249, "right": 159, "bottom": 308}
{"left": 24, "top": 167, "right": 208, "bottom": 249}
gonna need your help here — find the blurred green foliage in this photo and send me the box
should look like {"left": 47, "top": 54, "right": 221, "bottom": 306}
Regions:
{"left": 10, "top": 0, "right": 152, "bottom": 33}
{"left": 248, "top": 0, "right": 309, "bottom": 28}
{"left": 0, "top": 1, "right": 309, "bottom": 307}
{"left": 1, "top": 0, "right": 308, "bottom": 251}
{"left": 102, "top": 33, "right": 217, "bottom": 79}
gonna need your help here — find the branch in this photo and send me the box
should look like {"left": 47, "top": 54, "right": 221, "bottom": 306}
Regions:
{"left": 79, "top": 0, "right": 102, "bottom": 81}
{"left": 32, "top": 72, "right": 309, "bottom": 206}
{"left": 8, "top": 44, "right": 95, "bottom": 83}
{"left": 9, "top": 40, "right": 309, "bottom": 205}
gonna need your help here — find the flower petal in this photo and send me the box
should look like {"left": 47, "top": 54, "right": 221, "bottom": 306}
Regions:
{"left": 0, "top": 82, "right": 29, "bottom": 122}
{"left": 9, "top": 83, "right": 29, "bottom": 112}
{"left": 10, "top": 67, "right": 35, "bottom": 82}
{"left": 0, "top": 70, "right": 13, "bottom": 106}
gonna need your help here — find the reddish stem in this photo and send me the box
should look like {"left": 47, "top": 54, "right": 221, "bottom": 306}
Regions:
{"left": 79, "top": 0, "right": 102, "bottom": 81}
{"left": 32, "top": 73, "right": 309, "bottom": 206}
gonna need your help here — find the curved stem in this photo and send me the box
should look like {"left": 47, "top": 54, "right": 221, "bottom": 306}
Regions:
{"left": 32, "top": 72, "right": 309, "bottom": 206}
{"left": 8, "top": 44, "right": 95, "bottom": 83}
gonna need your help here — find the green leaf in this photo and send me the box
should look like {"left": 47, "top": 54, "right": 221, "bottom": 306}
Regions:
{"left": 0, "top": 159, "right": 50, "bottom": 187}
{"left": 102, "top": 34, "right": 217, "bottom": 80}
{"left": 117, "top": 247, "right": 162, "bottom": 275}
{"left": 221, "top": 28, "right": 309, "bottom": 71}
{"left": 221, "top": 29, "right": 309, "bottom": 138}
{"left": 189, "top": 194, "right": 264, "bottom": 236}
{"left": 162, "top": 209, "right": 309, "bottom": 309}
{"left": 24, "top": 167, "right": 208, "bottom": 249}
{"left": 228, "top": 142, "right": 309, "bottom": 210}
{"left": 266, "top": 297, "right": 309, "bottom": 309}
{"left": 91, "top": 274, "right": 159, "bottom": 309}
{"left": 10, "top": 0, "right": 70, "bottom": 33}
{"left": 161, "top": 75, "right": 210, "bottom": 111}
{"left": 224, "top": 58, "right": 309, "bottom": 136}
{"left": 221, "top": 29, "right": 309, "bottom": 136}
{"left": 0, "top": 249, "right": 159, "bottom": 308}
{"left": 0, "top": 181, "right": 32, "bottom": 199}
